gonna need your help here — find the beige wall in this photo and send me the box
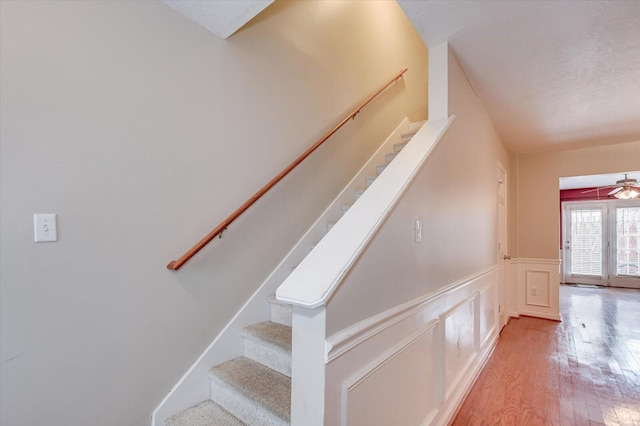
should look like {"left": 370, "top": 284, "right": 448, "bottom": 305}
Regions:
{"left": 516, "top": 141, "right": 640, "bottom": 259}
{"left": 0, "top": 1, "right": 428, "bottom": 424}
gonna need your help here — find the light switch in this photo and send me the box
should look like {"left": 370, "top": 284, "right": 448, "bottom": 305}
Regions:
{"left": 415, "top": 219, "right": 422, "bottom": 243}
{"left": 34, "top": 214, "right": 57, "bottom": 242}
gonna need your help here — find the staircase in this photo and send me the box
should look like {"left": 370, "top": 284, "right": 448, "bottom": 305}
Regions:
{"left": 164, "top": 128, "right": 419, "bottom": 426}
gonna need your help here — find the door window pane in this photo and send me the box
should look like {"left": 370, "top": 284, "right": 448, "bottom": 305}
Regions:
{"left": 570, "top": 209, "right": 602, "bottom": 276}
{"left": 616, "top": 207, "right": 640, "bottom": 277}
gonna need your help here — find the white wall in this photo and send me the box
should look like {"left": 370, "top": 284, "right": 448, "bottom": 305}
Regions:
{"left": 0, "top": 1, "right": 428, "bottom": 424}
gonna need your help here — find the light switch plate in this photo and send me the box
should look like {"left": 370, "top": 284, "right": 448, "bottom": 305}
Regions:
{"left": 34, "top": 214, "right": 57, "bottom": 242}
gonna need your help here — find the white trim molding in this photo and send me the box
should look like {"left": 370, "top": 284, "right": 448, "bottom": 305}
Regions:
{"left": 325, "top": 266, "right": 496, "bottom": 363}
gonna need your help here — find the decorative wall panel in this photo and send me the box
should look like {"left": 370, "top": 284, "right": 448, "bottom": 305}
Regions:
{"left": 516, "top": 259, "right": 561, "bottom": 321}
{"left": 342, "top": 326, "right": 437, "bottom": 426}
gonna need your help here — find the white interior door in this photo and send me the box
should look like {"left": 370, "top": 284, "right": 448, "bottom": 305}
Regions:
{"left": 497, "top": 165, "right": 508, "bottom": 329}
{"left": 609, "top": 201, "right": 640, "bottom": 288}
{"left": 563, "top": 202, "right": 609, "bottom": 286}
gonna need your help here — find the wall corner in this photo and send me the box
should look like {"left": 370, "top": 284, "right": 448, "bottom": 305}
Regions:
{"left": 428, "top": 43, "right": 449, "bottom": 121}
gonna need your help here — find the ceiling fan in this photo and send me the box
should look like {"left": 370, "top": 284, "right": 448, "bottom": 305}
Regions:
{"left": 582, "top": 174, "right": 640, "bottom": 199}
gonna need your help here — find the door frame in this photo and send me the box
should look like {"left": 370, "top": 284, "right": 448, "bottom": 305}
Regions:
{"left": 497, "top": 162, "right": 508, "bottom": 330}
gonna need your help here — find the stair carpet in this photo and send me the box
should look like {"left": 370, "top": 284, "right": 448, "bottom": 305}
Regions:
{"left": 165, "top": 130, "right": 416, "bottom": 426}
{"left": 320, "top": 135, "right": 411, "bottom": 239}
{"left": 165, "top": 298, "right": 292, "bottom": 426}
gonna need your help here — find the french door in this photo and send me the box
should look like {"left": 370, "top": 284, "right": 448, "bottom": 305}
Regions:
{"left": 611, "top": 203, "right": 640, "bottom": 287}
{"left": 563, "top": 200, "right": 640, "bottom": 288}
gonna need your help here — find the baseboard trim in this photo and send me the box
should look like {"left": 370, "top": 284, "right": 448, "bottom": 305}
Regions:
{"left": 519, "top": 311, "right": 562, "bottom": 322}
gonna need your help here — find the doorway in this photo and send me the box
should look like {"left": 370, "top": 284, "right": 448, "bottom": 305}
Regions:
{"left": 562, "top": 200, "right": 640, "bottom": 288}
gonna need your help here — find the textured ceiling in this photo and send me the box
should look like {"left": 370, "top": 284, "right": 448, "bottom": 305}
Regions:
{"left": 161, "top": 0, "right": 273, "bottom": 39}
{"left": 398, "top": 0, "right": 640, "bottom": 154}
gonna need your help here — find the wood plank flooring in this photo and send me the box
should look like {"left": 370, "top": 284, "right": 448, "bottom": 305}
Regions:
{"left": 452, "top": 284, "right": 640, "bottom": 425}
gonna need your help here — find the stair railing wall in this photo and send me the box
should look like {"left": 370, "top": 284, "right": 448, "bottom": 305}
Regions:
{"left": 280, "top": 119, "right": 502, "bottom": 425}
{"left": 276, "top": 118, "right": 456, "bottom": 424}
{"left": 167, "top": 68, "right": 408, "bottom": 271}
{"left": 151, "top": 118, "right": 417, "bottom": 425}
{"left": 276, "top": 118, "right": 454, "bottom": 308}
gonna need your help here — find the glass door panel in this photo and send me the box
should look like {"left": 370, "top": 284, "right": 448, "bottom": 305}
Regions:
{"left": 610, "top": 204, "right": 640, "bottom": 288}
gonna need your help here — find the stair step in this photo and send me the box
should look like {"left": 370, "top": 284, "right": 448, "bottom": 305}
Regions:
{"left": 209, "top": 357, "right": 290, "bottom": 426}
{"left": 401, "top": 130, "right": 417, "bottom": 140}
{"left": 268, "top": 295, "right": 292, "bottom": 327}
{"left": 385, "top": 152, "right": 398, "bottom": 163}
{"left": 242, "top": 322, "right": 292, "bottom": 377}
{"left": 376, "top": 164, "right": 388, "bottom": 175}
{"left": 354, "top": 189, "right": 365, "bottom": 200}
{"left": 165, "top": 400, "right": 245, "bottom": 426}
{"left": 366, "top": 176, "right": 376, "bottom": 187}
{"left": 394, "top": 141, "right": 408, "bottom": 152}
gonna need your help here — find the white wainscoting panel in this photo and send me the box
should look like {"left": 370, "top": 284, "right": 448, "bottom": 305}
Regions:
{"left": 342, "top": 324, "right": 437, "bottom": 426}
{"left": 478, "top": 284, "right": 498, "bottom": 349}
{"left": 516, "top": 258, "right": 561, "bottom": 321}
{"left": 443, "top": 297, "right": 476, "bottom": 400}
{"left": 316, "top": 267, "right": 499, "bottom": 426}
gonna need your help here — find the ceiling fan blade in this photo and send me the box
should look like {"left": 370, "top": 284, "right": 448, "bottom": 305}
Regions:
{"left": 608, "top": 187, "right": 623, "bottom": 195}
{"left": 581, "top": 186, "right": 616, "bottom": 194}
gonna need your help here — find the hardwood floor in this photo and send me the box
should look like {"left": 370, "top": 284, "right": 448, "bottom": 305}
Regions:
{"left": 452, "top": 284, "right": 640, "bottom": 426}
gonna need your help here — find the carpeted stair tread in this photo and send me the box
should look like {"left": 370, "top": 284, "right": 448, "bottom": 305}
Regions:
{"left": 401, "top": 131, "right": 418, "bottom": 140}
{"left": 209, "top": 357, "right": 291, "bottom": 423}
{"left": 242, "top": 322, "right": 291, "bottom": 352}
{"left": 393, "top": 140, "right": 408, "bottom": 151}
{"left": 165, "top": 400, "right": 246, "bottom": 426}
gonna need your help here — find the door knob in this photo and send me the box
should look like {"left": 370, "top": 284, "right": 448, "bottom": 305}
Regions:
{"left": 503, "top": 255, "right": 512, "bottom": 260}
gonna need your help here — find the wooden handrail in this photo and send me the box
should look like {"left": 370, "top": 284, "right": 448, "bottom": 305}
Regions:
{"left": 167, "top": 68, "right": 408, "bottom": 270}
